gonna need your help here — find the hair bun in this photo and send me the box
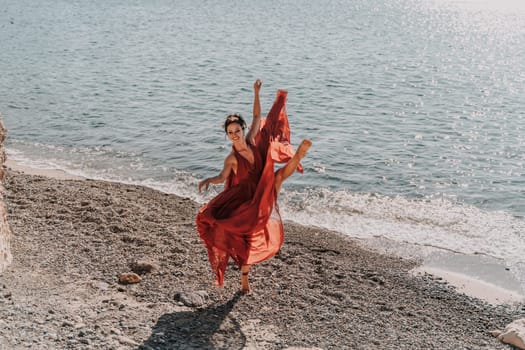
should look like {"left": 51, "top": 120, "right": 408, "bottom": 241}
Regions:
{"left": 224, "top": 114, "right": 247, "bottom": 132}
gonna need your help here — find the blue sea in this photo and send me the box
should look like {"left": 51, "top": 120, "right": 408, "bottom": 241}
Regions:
{"left": 1, "top": 0, "right": 525, "bottom": 291}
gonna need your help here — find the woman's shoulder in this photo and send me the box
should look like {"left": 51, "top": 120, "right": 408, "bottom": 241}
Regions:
{"left": 225, "top": 151, "right": 238, "bottom": 164}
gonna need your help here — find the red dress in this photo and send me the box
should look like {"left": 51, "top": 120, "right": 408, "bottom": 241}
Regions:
{"left": 196, "top": 90, "right": 302, "bottom": 286}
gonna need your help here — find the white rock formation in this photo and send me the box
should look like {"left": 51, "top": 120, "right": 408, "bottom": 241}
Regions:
{"left": 0, "top": 113, "right": 12, "bottom": 273}
{"left": 493, "top": 318, "right": 525, "bottom": 350}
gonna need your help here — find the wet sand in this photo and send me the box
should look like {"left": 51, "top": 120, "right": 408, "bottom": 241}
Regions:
{"left": 0, "top": 168, "right": 524, "bottom": 349}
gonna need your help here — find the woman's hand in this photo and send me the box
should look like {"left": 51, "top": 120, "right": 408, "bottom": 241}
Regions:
{"left": 254, "top": 79, "right": 262, "bottom": 94}
{"left": 198, "top": 155, "right": 235, "bottom": 193}
{"left": 198, "top": 179, "right": 210, "bottom": 193}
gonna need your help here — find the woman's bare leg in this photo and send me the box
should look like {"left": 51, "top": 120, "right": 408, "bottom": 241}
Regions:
{"left": 241, "top": 264, "right": 251, "bottom": 293}
{"left": 275, "top": 139, "right": 312, "bottom": 193}
{"left": 239, "top": 140, "right": 310, "bottom": 293}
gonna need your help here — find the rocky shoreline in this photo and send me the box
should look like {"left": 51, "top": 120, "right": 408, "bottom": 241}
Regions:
{"left": 0, "top": 170, "right": 523, "bottom": 349}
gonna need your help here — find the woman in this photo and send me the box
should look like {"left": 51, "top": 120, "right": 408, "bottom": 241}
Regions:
{"left": 196, "top": 79, "right": 311, "bottom": 293}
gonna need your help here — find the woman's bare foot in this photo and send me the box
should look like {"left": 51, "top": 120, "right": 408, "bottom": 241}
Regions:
{"left": 241, "top": 265, "right": 251, "bottom": 294}
{"left": 296, "top": 139, "right": 312, "bottom": 159}
{"left": 275, "top": 139, "right": 312, "bottom": 193}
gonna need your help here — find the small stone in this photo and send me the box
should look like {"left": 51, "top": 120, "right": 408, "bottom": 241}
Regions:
{"left": 117, "top": 336, "right": 139, "bottom": 346}
{"left": 379, "top": 305, "right": 393, "bottom": 312}
{"left": 46, "top": 333, "right": 57, "bottom": 340}
{"left": 130, "top": 260, "right": 159, "bottom": 275}
{"left": 110, "top": 328, "right": 122, "bottom": 335}
{"left": 92, "top": 281, "right": 109, "bottom": 290}
{"left": 118, "top": 272, "right": 142, "bottom": 284}
{"left": 490, "top": 329, "right": 503, "bottom": 337}
{"left": 174, "top": 290, "right": 209, "bottom": 307}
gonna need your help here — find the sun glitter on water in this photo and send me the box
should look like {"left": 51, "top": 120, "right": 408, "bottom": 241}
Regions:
{"left": 440, "top": 0, "right": 525, "bottom": 12}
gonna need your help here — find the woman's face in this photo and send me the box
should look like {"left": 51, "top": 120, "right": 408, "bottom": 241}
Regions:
{"left": 226, "top": 123, "right": 244, "bottom": 142}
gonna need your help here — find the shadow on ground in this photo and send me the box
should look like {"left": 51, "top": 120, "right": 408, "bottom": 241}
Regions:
{"left": 138, "top": 292, "right": 245, "bottom": 350}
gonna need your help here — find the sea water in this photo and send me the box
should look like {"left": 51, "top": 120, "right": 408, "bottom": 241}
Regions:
{"left": 1, "top": 0, "right": 525, "bottom": 291}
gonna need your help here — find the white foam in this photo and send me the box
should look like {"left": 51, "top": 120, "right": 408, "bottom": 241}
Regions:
{"left": 279, "top": 188, "right": 525, "bottom": 272}
{"left": 5, "top": 143, "right": 216, "bottom": 204}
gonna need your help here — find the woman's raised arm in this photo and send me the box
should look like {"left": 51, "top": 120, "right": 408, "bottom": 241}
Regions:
{"left": 246, "top": 79, "right": 262, "bottom": 145}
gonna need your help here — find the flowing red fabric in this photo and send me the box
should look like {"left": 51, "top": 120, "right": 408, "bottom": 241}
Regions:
{"left": 196, "top": 89, "right": 302, "bottom": 286}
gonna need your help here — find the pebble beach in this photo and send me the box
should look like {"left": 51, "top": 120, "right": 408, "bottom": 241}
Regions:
{"left": 0, "top": 168, "right": 524, "bottom": 349}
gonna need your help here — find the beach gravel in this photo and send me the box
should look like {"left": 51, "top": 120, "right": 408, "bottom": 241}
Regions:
{"left": 0, "top": 170, "right": 523, "bottom": 349}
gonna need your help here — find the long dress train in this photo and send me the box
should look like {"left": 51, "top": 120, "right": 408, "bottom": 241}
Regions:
{"left": 196, "top": 90, "right": 302, "bottom": 286}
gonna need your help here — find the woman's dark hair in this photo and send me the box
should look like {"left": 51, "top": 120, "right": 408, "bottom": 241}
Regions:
{"left": 224, "top": 114, "right": 247, "bottom": 133}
